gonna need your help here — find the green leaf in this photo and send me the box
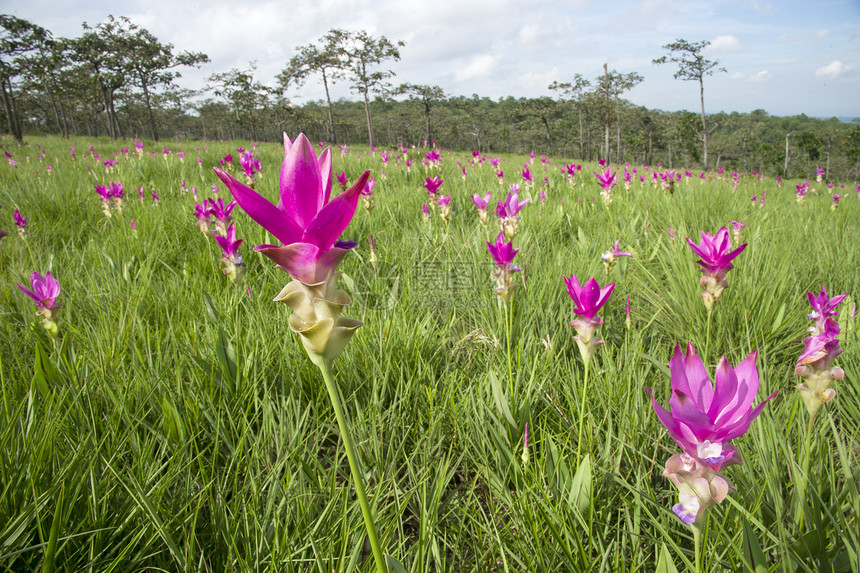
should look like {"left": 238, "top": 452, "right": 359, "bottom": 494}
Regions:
{"left": 741, "top": 515, "right": 769, "bottom": 572}
{"left": 385, "top": 555, "right": 408, "bottom": 573}
{"left": 33, "top": 344, "right": 61, "bottom": 396}
{"left": 202, "top": 292, "right": 220, "bottom": 323}
{"left": 569, "top": 454, "right": 592, "bottom": 515}
{"left": 634, "top": 350, "right": 672, "bottom": 379}
{"left": 488, "top": 370, "right": 515, "bottom": 427}
{"left": 215, "top": 328, "right": 238, "bottom": 384}
{"left": 655, "top": 543, "right": 679, "bottom": 573}
{"left": 770, "top": 302, "right": 786, "bottom": 334}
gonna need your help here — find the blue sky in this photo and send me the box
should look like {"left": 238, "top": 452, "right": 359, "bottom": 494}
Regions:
{"left": 4, "top": 0, "right": 859, "bottom": 118}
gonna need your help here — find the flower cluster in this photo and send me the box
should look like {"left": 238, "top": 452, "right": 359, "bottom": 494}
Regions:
{"left": 601, "top": 240, "right": 632, "bottom": 275}
{"left": 239, "top": 150, "right": 262, "bottom": 186}
{"left": 496, "top": 189, "right": 529, "bottom": 239}
{"left": 795, "top": 287, "right": 847, "bottom": 418}
{"left": 95, "top": 182, "right": 125, "bottom": 217}
{"left": 595, "top": 167, "right": 617, "bottom": 207}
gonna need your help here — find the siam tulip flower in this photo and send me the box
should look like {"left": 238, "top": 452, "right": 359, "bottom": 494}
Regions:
{"left": 601, "top": 240, "right": 633, "bottom": 274}
{"left": 152, "top": 190, "right": 160, "bottom": 205}
{"left": 17, "top": 271, "right": 61, "bottom": 336}
{"left": 521, "top": 166, "right": 534, "bottom": 188}
{"left": 486, "top": 232, "right": 520, "bottom": 302}
{"left": 598, "top": 158, "right": 606, "bottom": 167}
{"left": 686, "top": 227, "right": 747, "bottom": 311}
{"left": 240, "top": 150, "right": 262, "bottom": 186}
{"left": 421, "top": 203, "right": 431, "bottom": 222}
{"left": 13, "top": 209, "right": 27, "bottom": 238}
{"left": 208, "top": 198, "right": 238, "bottom": 235}
{"left": 361, "top": 176, "right": 375, "bottom": 211}
{"left": 95, "top": 184, "right": 112, "bottom": 217}
{"left": 423, "top": 175, "right": 443, "bottom": 197}
{"left": 496, "top": 191, "right": 530, "bottom": 239}
{"left": 816, "top": 166, "right": 825, "bottom": 183}
{"left": 795, "top": 181, "right": 809, "bottom": 203}
{"left": 425, "top": 149, "right": 442, "bottom": 169}
{"left": 214, "top": 222, "right": 245, "bottom": 283}
{"left": 669, "top": 227, "right": 675, "bottom": 243}
{"left": 46, "top": 165, "right": 52, "bottom": 175}
{"left": 729, "top": 220, "right": 745, "bottom": 244}
{"left": 193, "top": 201, "right": 212, "bottom": 234}
{"left": 336, "top": 171, "right": 348, "bottom": 190}
{"left": 831, "top": 194, "right": 841, "bottom": 210}
{"left": 490, "top": 157, "right": 501, "bottom": 170}
{"left": 564, "top": 274, "right": 614, "bottom": 364}
{"left": 472, "top": 192, "right": 492, "bottom": 224}
{"left": 109, "top": 182, "right": 124, "bottom": 214}
{"left": 662, "top": 453, "right": 734, "bottom": 526}
{"left": 138, "top": 186, "right": 145, "bottom": 202}
{"left": 795, "top": 287, "right": 847, "bottom": 418}
{"left": 646, "top": 343, "right": 775, "bottom": 472}
{"left": 595, "top": 167, "right": 617, "bottom": 207}
{"left": 214, "top": 133, "right": 370, "bottom": 363}
{"left": 437, "top": 195, "right": 451, "bottom": 224}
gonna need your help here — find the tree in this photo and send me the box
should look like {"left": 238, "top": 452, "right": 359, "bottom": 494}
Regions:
{"left": 549, "top": 74, "right": 591, "bottom": 159}
{"left": 519, "top": 96, "right": 559, "bottom": 154}
{"left": 122, "top": 23, "right": 208, "bottom": 141}
{"left": 396, "top": 83, "right": 446, "bottom": 144}
{"left": 0, "top": 15, "right": 49, "bottom": 141}
{"left": 278, "top": 32, "right": 343, "bottom": 143}
{"left": 329, "top": 29, "right": 404, "bottom": 147}
{"left": 653, "top": 39, "right": 726, "bottom": 169}
{"left": 208, "top": 63, "right": 273, "bottom": 140}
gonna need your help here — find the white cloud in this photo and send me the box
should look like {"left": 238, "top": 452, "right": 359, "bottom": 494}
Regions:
{"left": 707, "top": 35, "right": 741, "bottom": 53}
{"left": 518, "top": 23, "right": 540, "bottom": 44}
{"left": 749, "top": 70, "right": 771, "bottom": 81}
{"left": 455, "top": 54, "right": 501, "bottom": 82}
{"left": 815, "top": 60, "right": 850, "bottom": 79}
{"left": 747, "top": 0, "right": 774, "bottom": 13}
{"left": 518, "top": 67, "right": 559, "bottom": 89}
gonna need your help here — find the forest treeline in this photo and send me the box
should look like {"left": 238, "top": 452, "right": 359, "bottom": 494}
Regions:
{"left": 2, "top": 14, "right": 859, "bottom": 179}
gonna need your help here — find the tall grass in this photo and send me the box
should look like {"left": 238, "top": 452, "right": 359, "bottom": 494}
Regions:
{"left": 0, "top": 136, "right": 857, "bottom": 571}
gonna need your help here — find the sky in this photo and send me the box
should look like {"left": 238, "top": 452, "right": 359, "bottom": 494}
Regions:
{"left": 3, "top": 0, "right": 860, "bottom": 118}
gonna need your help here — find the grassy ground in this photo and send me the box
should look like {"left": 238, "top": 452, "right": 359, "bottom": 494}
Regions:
{"left": 0, "top": 135, "right": 858, "bottom": 572}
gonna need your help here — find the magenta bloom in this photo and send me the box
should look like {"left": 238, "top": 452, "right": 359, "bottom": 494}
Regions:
{"left": 495, "top": 192, "right": 530, "bottom": 219}
{"left": 687, "top": 227, "right": 746, "bottom": 277}
{"left": 807, "top": 286, "right": 847, "bottom": 329}
{"left": 595, "top": 167, "right": 617, "bottom": 191}
{"left": 239, "top": 150, "right": 262, "bottom": 178}
{"left": 472, "top": 192, "right": 491, "bottom": 210}
{"left": 564, "top": 274, "right": 614, "bottom": 320}
{"left": 336, "top": 171, "right": 348, "bottom": 188}
{"left": 13, "top": 209, "right": 26, "bottom": 227}
{"left": 423, "top": 176, "right": 444, "bottom": 196}
{"left": 215, "top": 222, "right": 244, "bottom": 265}
{"left": 647, "top": 344, "right": 775, "bottom": 471}
{"left": 487, "top": 232, "right": 519, "bottom": 268}
{"left": 17, "top": 271, "right": 60, "bottom": 311}
{"left": 361, "top": 176, "right": 376, "bottom": 196}
{"left": 214, "top": 133, "right": 370, "bottom": 284}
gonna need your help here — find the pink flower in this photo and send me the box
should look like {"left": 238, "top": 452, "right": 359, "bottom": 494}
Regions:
{"left": 646, "top": 343, "right": 775, "bottom": 472}
{"left": 686, "top": 227, "right": 747, "bottom": 309}
{"left": 214, "top": 133, "right": 370, "bottom": 284}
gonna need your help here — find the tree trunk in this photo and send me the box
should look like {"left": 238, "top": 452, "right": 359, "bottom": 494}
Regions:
{"left": 424, "top": 101, "right": 431, "bottom": 143}
{"left": 784, "top": 133, "right": 791, "bottom": 177}
{"left": 141, "top": 81, "right": 159, "bottom": 141}
{"left": 542, "top": 115, "right": 551, "bottom": 155}
{"left": 321, "top": 69, "right": 337, "bottom": 143}
{"left": 362, "top": 87, "right": 373, "bottom": 147}
{"left": 0, "top": 77, "right": 22, "bottom": 142}
{"left": 615, "top": 95, "right": 621, "bottom": 163}
{"left": 699, "top": 76, "right": 708, "bottom": 169}
{"left": 577, "top": 107, "right": 584, "bottom": 159}
{"left": 603, "top": 64, "right": 610, "bottom": 161}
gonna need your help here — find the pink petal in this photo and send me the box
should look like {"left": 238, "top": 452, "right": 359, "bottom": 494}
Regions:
{"left": 303, "top": 170, "right": 369, "bottom": 251}
{"left": 708, "top": 357, "right": 739, "bottom": 423}
{"left": 214, "top": 168, "right": 302, "bottom": 245}
{"left": 280, "top": 133, "right": 323, "bottom": 229}
{"left": 682, "top": 343, "right": 713, "bottom": 411}
{"left": 319, "top": 146, "right": 333, "bottom": 205}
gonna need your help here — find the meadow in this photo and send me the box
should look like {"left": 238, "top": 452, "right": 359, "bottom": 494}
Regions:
{"left": 0, "top": 134, "right": 858, "bottom": 572}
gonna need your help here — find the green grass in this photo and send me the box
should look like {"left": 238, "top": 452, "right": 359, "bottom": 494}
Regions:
{"left": 0, "top": 135, "right": 858, "bottom": 572}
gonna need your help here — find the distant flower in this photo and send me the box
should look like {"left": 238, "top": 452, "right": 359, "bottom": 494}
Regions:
{"left": 423, "top": 175, "right": 444, "bottom": 197}
{"left": 214, "top": 222, "right": 245, "bottom": 283}
{"left": 796, "top": 287, "right": 847, "bottom": 418}
{"left": 686, "top": 227, "right": 747, "bottom": 310}
{"left": 472, "top": 191, "right": 492, "bottom": 224}
{"left": 487, "top": 232, "right": 520, "bottom": 301}
{"left": 729, "top": 220, "right": 745, "bottom": 244}
{"left": 337, "top": 171, "right": 348, "bottom": 190}
{"left": 496, "top": 191, "right": 530, "bottom": 239}
{"left": 240, "top": 150, "right": 262, "bottom": 184}
{"left": 564, "top": 274, "right": 614, "bottom": 364}
{"left": 601, "top": 240, "right": 632, "bottom": 274}
{"left": 437, "top": 194, "right": 452, "bottom": 223}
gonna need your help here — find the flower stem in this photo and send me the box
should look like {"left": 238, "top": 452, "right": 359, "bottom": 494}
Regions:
{"left": 505, "top": 296, "right": 514, "bottom": 398}
{"left": 704, "top": 307, "right": 713, "bottom": 366}
{"left": 797, "top": 411, "right": 816, "bottom": 530}
{"left": 692, "top": 524, "right": 703, "bottom": 573}
{"left": 317, "top": 358, "right": 388, "bottom": 573}
{"left": 576, "top": 359, "right": 590, "bottom": 466}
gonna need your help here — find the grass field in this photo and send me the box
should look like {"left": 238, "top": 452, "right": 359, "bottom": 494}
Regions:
{"left": 0, "top": 134, "right": 858, "bottom": 572}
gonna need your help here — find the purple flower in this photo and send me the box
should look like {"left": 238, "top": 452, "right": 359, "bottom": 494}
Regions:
{"left": 662, "top": 453, "right": 733, "bottom": 526}
{"left": 336, "top": 171, "right": 348, "bottom": 189}
{"left": 487, "top": 232, "right": 519, "bottom": 268}
{"left": 796, "top": 289, "right": 846, "bottom": 416}
{"left": 564, "top": 274, "right": 614, "bottom": 363}
{"left": 487, "top": 232, "right": 520, "bottom": 301}
{"left": 215, "top": 222, "right": 244, "bottom": 265}
{"left": 646, "top": 343, "right": 775, "bottom": 471}
{"left": 214, "top": 133, "right": 369, "bottom": 284}
{"left": 496, "top": 192, "right": 530, "bottom": 219}
{"left": 240, "top": 150, "right": 262, "bottom": 179}
{"left": 361, "top": 176, "right": 376, "bottom": 196}
{"left": 806, "top": 286, "right": 848, "bottom": 331}
{"left": 13, "top": 209, "right": 26, "bottom": 227}
{"left": 686, "top": 227, "right": 747, "bottom": 309}
{"left": 472, "top": 192, "right": 491, "bottom": 210}
{"left": 595, "top": 167, "right": 617, "bottom": 191}
{"left": 423, "top": 176, "right": 444, "bottom": 196}
{"left": 17, "top": 271, "right": 60, "bottom": 312}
